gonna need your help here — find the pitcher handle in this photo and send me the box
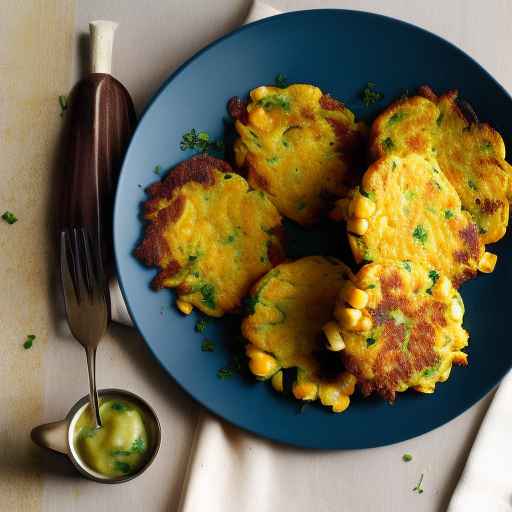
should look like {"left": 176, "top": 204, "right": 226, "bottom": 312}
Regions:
{"left": 31, "top": 420, "right": 68, "bottom": 455}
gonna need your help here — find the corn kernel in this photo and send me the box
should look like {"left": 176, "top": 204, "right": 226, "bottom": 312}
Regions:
{"left": 478, "top": 252, "right": 497, "bottom": 273}
{"left": 249, "top": 107, "right": 273, "bottom": 132}
{"left": 433, "top": 275, "right": 451, "bottom": 299}
{"left": 176, "top": 299, "right": 193, "bottom": 315}
{"left": 329, "top": 199, "right": 350, "bottom": 221}
{"left": 322, "top": 321, "right": 345, "bottom": 351}
{"left": 293, "top": 382, "right": 318, "bottom": 401}
{"left": 351, "top": 196, "right": 376, "bottom": 219}
{"left": 335, "top": 307, "right": 362, "bottom": 329}
{"left": 271, "top": 371, "right": 283, "bottom": 392}
{"left": 354, "top": 315, "right": 373, "bottom": 332}
{"left": 347, "top": 218, "right": 369, "bottom": 235}
{"left": 249, "top": 353, "right": 279, "bottom": 379}
{"left": 344, "top": 284, "right": 368, "bottom": 309}
{"left": 332, "top": 395, "right": 350, "bottom": 413}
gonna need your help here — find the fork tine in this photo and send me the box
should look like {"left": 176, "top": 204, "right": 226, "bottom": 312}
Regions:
{"left": 60, "top": 229, "right": 79, "bottom": 304}
{"left": 78, "top": 228, "right": 94, "bottom": 298}
{"left": 72, "top": 227, "right": 89, "bottom": 304}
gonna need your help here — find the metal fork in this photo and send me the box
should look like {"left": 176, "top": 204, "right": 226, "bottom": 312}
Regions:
{"left": 60, "top": 228, "right": 110, "bottom": 428}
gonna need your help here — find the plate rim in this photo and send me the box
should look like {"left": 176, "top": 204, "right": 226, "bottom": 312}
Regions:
{"left": 113, "top": 8, "right": 511, "bottom": 449}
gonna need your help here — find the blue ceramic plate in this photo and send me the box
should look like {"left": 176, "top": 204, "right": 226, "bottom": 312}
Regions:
{"left": 114, "top": 9, "right": 512, "bottom": 449}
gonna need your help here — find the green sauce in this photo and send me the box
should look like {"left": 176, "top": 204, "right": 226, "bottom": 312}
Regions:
{"left": 74, "top": 399, "right": 149, "bottom": 478}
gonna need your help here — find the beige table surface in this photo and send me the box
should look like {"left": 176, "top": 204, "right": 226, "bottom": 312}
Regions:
{"left": 1, "top": 0, "right": 511, "bottom": 510}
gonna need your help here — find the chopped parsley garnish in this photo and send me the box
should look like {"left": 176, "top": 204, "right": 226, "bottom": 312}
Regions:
{"left": 266, "top": 156, "right": 279, "bottom": 165}
{"left": 2, "top": 211, "right": 17, "bottom": 224}
{"left": 481, "top": 140, "right": 493, "bottom": 152}
{"left": 413, "top": 473, "right": 425, "bottom": 494}
{"left": 360, "top": 189, "right": 375, "bottom": 201}
{"left": 257, "top": 94, "right": 290, "bottom": 112}
{"left": 402, "top": 453, "right": 413, "bottom": 462}
{"left": 200, "top": 284, "right": 216, "bottom": 309}
{"left": 436, "top": 113, "right": 444, "bottom": 126}
{"left": 422, "top": 366, "right": 438, "bottom": 377}
{"left": 366, "top": 284, "right": 376, "bottom": 289}
{"left": 111, "top": 402, "right": 129, "bottom": 412}
{"left": 274, "top": 73, "right": 288, "bottom": 88}
{"left": 382, "top": 137, "right": 394, "bottom": 151}
{"left": 180, "top": 129, "right": 224, "bottom": 153}
{"left": 426, "top": 270, "right": 439, "bottom": 294}
{"left": 58, "top": 95, "right": 68, "bottom": 116}
{"left": 413, "top": 225, "right": 428, "bottom": 244}
{"left": 244, "top": 296, "right": 258, "bottom": 315}
{"left": 154, "top": 165, "right": 162, "bottom": 175}
{"left": 468, "top": 179, "right": 478, "bottom": 191}
{"left": 195, "top": 317, "right": 209, "bottom": 333}
{"left": 403, "top": 261, "right": 412, "bottom": 272}
{"left": 131, "top": 437, "right": 146, "bottom": 453}
{"left": 201, "top": 339, "right": 215, "bottom": 352}
{"left": 217, "top": 367, "right": 234, "bottom": 380}
{"left": 113, "top": 461, "right": 131, "bottom": 474}
{"left": 188, "top": 255, "right": 198, "bottom": 262}
{"left": 388, "top": 111, "right": 407, "bottom": 125}
{"left": 23, "top": 334, "right": 36, "bottom": 349}
{"left": 479, "top": 225, "right": 487, "bottom": 235}
{"left": 366, "top": 337, "right": 376, "bottom": 347}
{"left": 444, "top": 209, "right": 454, "bottom": 219}
{"left": 224, "top": 174, "right": 232, "bottom": 179}
{"left": 111, "top": 450, "right": 131, "bottom": 456}
{"left": 360, "top": 82, "right": 384, "bottom": 106}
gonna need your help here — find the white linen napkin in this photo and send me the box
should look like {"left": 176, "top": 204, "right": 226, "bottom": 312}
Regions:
{"left": 111, "top": 2, "right": 512, "bottom": 510}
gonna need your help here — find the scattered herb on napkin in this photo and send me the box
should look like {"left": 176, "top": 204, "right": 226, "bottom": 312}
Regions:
{"left": 201, "top": 339, "right": 215, "bottom": 352}
{"left": 413, "top": 473, "right": 424, "bottom": 494}
{"left": 59, "top": 95, "right": 68, "bottom": 116}
{"left": 2, "top": 211, "right": 17, "bottom": 224}
{"left": 23, "top": 334, "right": 36, "bottom": 349}
{"left": 402, "top": 453, "right": 413, "bottom": 462}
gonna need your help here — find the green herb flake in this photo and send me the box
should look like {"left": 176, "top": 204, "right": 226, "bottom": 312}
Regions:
{"left": 366, "top": 284, "right": 376, "bottom": 289}
{"left": 188, "top": 255, "right": 198, "bottom": 262}
{"left": 180, "top": 128, "right": 224, "bottom": 153}
{"left": 113, "top": 461, "right": 131, "bottom": 474}
{"left": 436, "top": 113, "right": 444, "bottom": 126}
{"left": 195, "top": 317, "right": 209, "bottom": 333}
{"left": 154, "top": 165, "right": 162, "bottom": 175}
{"left": 366, "top": 337, "right": 376, "bottom": 347}
{"left": 426, "top": 269, "right": 440, "bottom": 295}
{"left": 200, "top": 284, "right": 216, "bottom": 310}
{"left": 479, "top": 225, "right": 487, "bottom": 235}
{"left": 111, "top": 402, "right": 129, "bottom": 412}
{"left": 257, "top": 94, "right": 290, "bottom": 112}
{"left": 266, "top": 156, "right": 279, "bottom": 165}
{"left": 2, "top": 211, "right": 17, "bottom": 224}
{"left": 412, "top": 225, "right": 428, "bottom": 244}
{"left": 23, "top": 334, "right": 36, "bottom": 350}
{"left": 382, "top": 137, "right": 394, "bottom": 151}
{"left": 275, "top": 73, "right": 288, "bottom": 88}
{"left": 422, "top": 366, "right": 438, "bottom": 378}
{"left": 468, "top": 179, "right": 478, "bottom": 191}
{"left": 413, "top": 473, "right": 425, "bottom": 494}
{"left": 444, "top": 209, "right": 454, "bottom": 219}
{"left": 244, "top": 296, "right": 258, "bottom": 315}
{"left": 360, "top": 82, "right": 384, "bottom": 107}
{"left": 402, "top": 453, "right": 413, "bottom": 462}
{"left": 403, "top": 261, "right": 412, "bottom": 272}
{"left": 111, "top": 450, "right": 131, "bottom": 457}
{"left": 201, "top": 339, "right": 215, "bottom": 352}
{"left": 481, "top": 140, "right": 493, "bottom": 153}
{"left": 217, "top": 367, "right": 234, "bottom": 380}
{"left": 131, "top": 437, "right": 146, "bottom": 453}
{"left": 388, "top": 111, "right": 407, "bottom": 125}
{"left": 224, "top": 174, "right": 233, "bottom": 180}
{"left": 58, "top": 95, "right": 68, "bottom": 116}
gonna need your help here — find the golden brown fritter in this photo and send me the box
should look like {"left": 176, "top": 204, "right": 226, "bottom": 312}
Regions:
{"left": 135, "top": 155, "right": 285, "bottom": 317}
{"left": 242, "top": 256, "right": 357, "bottom": 412}
{"left": 370, "top": 86, "right": 512, "bottom": 243}
{"left": 345, "top": 153, "right": 494, "bottom": 287}
{"left": 334, "top": 261, "right": 468, "bottom": 401}
{"left": 229, "top": 84, "right": 367, "bottom": 225}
